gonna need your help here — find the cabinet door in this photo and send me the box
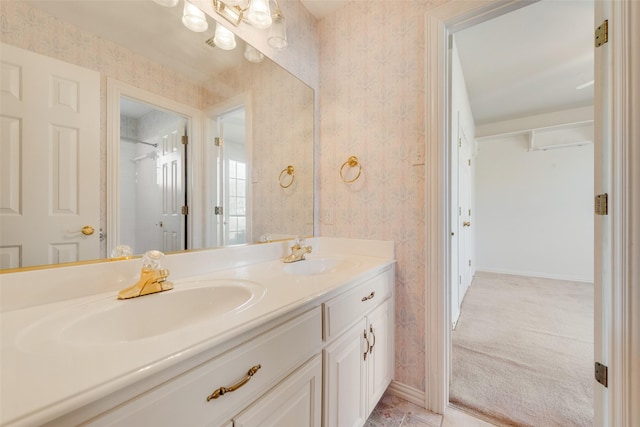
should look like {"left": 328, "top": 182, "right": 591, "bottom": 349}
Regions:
{"left": 366, "top": 298, "right": 394, "bottom": 416}
{"left": 233, "top": 354, "right": 322, "bottom": 427}
{"left": 323, "top": 319, "right": 368, "bottom": 427}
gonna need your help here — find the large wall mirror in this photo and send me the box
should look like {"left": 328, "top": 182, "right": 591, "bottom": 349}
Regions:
{"left": 0, "top": 0, "right": 314, "bottom": 271}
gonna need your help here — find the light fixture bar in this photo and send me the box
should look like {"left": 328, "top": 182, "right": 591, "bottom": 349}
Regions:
{"left": 212, "top": 0, "right": 243, "bottom": 26}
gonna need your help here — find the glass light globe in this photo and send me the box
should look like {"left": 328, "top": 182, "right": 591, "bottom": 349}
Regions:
{"left": 182, "top": 0, "right": 208, "bottom": 32}
{"left": 214, "top": 23, "right": 237, "bottom": 50}
{"left": 246, "top": 0, "right": 272, "bottom": 29}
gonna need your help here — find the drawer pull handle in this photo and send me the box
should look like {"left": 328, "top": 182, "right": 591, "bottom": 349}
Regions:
{"left": 361, "top": 291, "right": 375, "bottom": 302}
{"left": 363, "top": 330, "right": 371, "bottom": 361}
{"left": 369, "top": 325, "right": 376, "bottom": 354}
{"left": 206, "top": 364, "right": 261, "bottom": 401}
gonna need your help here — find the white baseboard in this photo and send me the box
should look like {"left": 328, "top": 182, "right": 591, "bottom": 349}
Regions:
{"left": 475, "top": 268, "right": 593, "bottom": 283}
{"left": 386, "top": 381, "right": 426, "bottom": 408}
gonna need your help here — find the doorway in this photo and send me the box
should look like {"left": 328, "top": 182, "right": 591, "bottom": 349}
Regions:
{"left": 106, "top": 79, "right": 203, "bottom": 257}
{"left": 207, "top": 100, "right": 252, "bottom": 247}
{"left": 119, "top": 98, "right": 188, "bottom": 255}
{"left": 447, "top": 2, "right": 595, "bottom": 425}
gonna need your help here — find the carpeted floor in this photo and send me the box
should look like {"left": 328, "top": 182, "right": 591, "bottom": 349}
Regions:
{"left": 450, "top": 271, "right": 594, "bottom": 427}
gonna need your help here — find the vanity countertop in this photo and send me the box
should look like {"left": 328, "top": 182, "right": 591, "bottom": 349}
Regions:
{"left": 0, "top": 238, "right": 394, "bottom": 427}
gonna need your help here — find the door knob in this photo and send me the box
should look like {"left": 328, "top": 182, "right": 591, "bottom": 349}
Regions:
{"left": 81, "top": 226, "right": 95, "bottom": 236}
{"left": 463, "top": 221, "right": 471, "bottom": 227}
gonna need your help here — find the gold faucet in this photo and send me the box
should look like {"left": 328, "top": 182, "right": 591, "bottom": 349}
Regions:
{"left": 118, "top": 250, "right": 174, "bottom": 300}
{"left": 283, "top": 238, "right": 312, "bottom": 263}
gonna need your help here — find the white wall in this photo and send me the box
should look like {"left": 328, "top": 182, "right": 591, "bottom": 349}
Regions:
{"left": 475, "top": 135, "right": 594, "bottom": 282}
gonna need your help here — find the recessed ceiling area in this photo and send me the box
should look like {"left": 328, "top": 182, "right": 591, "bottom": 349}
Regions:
{"left": 454, "top": 0, "right": 594, "bottom": 126}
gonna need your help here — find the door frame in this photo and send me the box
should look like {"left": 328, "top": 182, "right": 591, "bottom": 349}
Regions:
{"left": 205, "top": 92, "right": 253, "bottom": 247}
{"left": 424, "top": 0, "right": 639, "bottom": 425}
{"left": 106, "top": 79, "right": 204, "bottom": 255}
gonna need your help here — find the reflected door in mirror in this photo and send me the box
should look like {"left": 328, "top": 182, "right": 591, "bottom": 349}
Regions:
{"left": 212, "top": 106, "right": 250, "bottom": 246}
{"left": 0, "top": 44, "right": 100, "bottom": 269}
{"left": 119, "top": 99, "right": 187, "bottom": 255}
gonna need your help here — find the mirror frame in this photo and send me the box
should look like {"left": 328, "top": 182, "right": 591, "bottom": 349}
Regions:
{"left": 106, "top": 78, "right": 205, "bottom": 257}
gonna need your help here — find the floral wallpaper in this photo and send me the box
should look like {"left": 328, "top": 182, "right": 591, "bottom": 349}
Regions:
{"left": 317, "top": 0, "right": 449, "bottom": 392}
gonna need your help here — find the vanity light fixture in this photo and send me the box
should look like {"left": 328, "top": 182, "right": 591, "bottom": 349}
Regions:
{"left": 267, "top": 4, "right": 287, "bottom": 49}
{"left": 212, "top": 0, "right": 288, "bottom": 49}
{"left": 214, "top": 22, "right": 237, "bottom": 50}
{"left": 182, "top": 0, "right": 209, "bottom": 32}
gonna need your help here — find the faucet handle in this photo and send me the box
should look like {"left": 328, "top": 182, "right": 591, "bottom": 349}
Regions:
{"left": 141, "top": 250, "right": 165, "bottom": 270}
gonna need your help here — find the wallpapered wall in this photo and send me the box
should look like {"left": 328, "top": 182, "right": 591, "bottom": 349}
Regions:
{"left": 317, "top": 0, "right": 448, "bottom": 391}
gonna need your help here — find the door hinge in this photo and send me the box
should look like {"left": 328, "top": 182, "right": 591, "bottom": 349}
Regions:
{"left": 468, "top": 159, "right": 471, "bottom": 166}
{"left": 595, "top": 193, "right": 608, "bottom": 215}
{"left": 181, "top": 205, "right": 189, "bottom": 215}
{"left": 181, "top": 135, "right": 188, "bottom": 145}
{"left": 595, "top": 362, "right": 608, "bottom": 387}
{"left": 214, "top": 137, "right": 223, "bottom": 146}
{"left": 458, "top": 137, "right": 462, "bottom": 148}
{"left": 468, "top": 259, "right": 471, "bottom": 267}
{"left": 214, "top": 206, "right": 223, "bottom": 215}
{"left": 595, "top": 20, "right": 608, "bottom": 47}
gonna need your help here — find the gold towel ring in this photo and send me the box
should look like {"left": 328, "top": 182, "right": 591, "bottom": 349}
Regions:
{"left": 278, "top": 165, "right": 295, "bottom": 188}
{"left": 340, "top": 156, "right": 362, "bottom": 183}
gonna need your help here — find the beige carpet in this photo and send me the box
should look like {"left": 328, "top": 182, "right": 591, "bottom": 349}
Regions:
{"left": 450, "top": 272, "right": 594, "bottom": 427}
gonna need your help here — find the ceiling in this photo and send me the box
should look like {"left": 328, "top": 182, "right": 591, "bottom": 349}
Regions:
{"left": 453, "top": 0, "right": 594, "bottom": 125}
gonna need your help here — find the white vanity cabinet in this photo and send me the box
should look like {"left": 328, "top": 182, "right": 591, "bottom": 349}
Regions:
{"left": 232, "top": 354, "right": 322, "bottom": 427}
{"left": 323, "top": 266, "right": 395, "bottom": 427}
{"left": 71, "top": 308, "right": 322, "bottom": 427}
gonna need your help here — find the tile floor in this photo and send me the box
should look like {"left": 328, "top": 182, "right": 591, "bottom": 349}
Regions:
{"left": 364, "top": 393, "right": 497, "bottom": 427}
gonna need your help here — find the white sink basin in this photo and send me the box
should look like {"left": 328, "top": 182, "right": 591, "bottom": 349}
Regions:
{"left": 283, "top": 256, "right": 358, "bottom": 276}
{"left": 18, "top": 280, "right": 265, "bottom": 349}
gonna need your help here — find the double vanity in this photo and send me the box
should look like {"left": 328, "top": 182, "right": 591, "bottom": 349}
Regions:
{"left": 0, "top": 238, "right": 395, "bottom": 427}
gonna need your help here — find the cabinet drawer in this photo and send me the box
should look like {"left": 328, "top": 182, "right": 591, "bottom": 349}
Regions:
{"left": 87, "top": 307, "right": 322, "bottom": 427}
{"left": 323, "top": 267, "right": 393, "bottom": 342}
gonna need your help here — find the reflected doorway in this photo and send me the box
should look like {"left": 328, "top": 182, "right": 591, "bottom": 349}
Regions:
{"left": 208, "top": 102, "right": 251, "bottom": 247}
{"left": 119, "top": 98, "right": 188, "bottom": 255}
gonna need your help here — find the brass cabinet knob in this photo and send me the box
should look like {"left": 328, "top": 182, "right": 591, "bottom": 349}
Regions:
{"left": 463, "top": 221, "right": 471, "bottom": 227}
{"left": 81, "top": 226, "right": 95, "bottom": 235}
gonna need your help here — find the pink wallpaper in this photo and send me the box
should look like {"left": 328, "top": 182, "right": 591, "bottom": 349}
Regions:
{"left": 318, "top": 0, "right": 448, "bottom": 391}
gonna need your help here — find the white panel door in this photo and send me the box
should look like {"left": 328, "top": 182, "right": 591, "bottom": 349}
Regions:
{"left": 0, "top": 43, "right": 100, "bottom": 269}
{"left": 158, "top": 122, "right": 186, "bottom": 253}
{"left": 458, "top": 129, "right": 473, "bottom": 302}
